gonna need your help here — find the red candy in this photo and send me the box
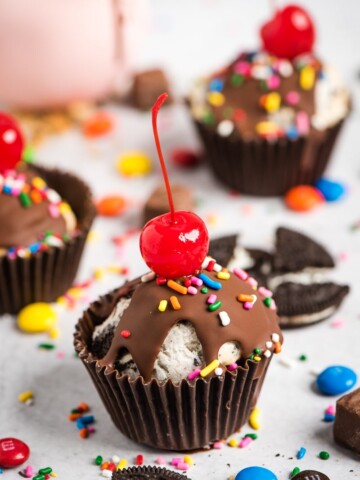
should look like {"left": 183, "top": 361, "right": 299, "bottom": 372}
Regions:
{"left": 140, "top": 93, "right": 209, "bottom": 279}
{"left": 170, "top": 149, "right": 201, "bottom": 168}
{"left": 285, "top": 185, "right": 324, "bottom": 212}
{"left": 0, "top": 113, "right": 24, "bottom": 174}
{"left": 260, "top": 4, "right": 315, "bottom": 60}
{"left": 0, "top": 437, "right": 30, "bottom": 468}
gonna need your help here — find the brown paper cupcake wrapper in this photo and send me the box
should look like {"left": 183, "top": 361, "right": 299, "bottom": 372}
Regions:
{"left": 0, "top": 165, "right": 96, "bottom": 314}
{"left": 74, "top": 288, "right": 271, "bottom": 451}
{"left": 192, "top": 119, "right": 345, "bottom": 196}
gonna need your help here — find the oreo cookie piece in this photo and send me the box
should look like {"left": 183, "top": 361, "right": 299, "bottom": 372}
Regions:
{"left": 273, "top": 227, "right": 335, "bottom": 272}
{"left": 275, "top": 282, "right": 350, "bottom": 327}
{"left": 208, "top": 226, "right": 349, "bottom": 328}
{"left": 112, "top": 466, "right": 191, "bottom": 479}
{"left": 291, "top": 471, "right": 330, "bottom": 480}
{"left": 208, "top": 234, "right": 239, "bottom": 267}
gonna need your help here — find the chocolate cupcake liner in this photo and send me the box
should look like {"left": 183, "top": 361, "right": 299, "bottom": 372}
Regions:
{"left": 0, "top": 165, "right": 96, "bottom": 314}
{"left": 192, "top": 119, "right": 345, "bottom": 196}
{"left": 74, "top": 288, "right": 271, "bottom": 451}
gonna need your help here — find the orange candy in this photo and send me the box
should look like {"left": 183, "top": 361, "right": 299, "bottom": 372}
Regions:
{"left": 285, "top": 185, "right": 324, "bottom": 212}
{"left": 82, "top": 111, "right": 114, "bottom": 138}
{"left": 96, "top": 196, "right": 126, "bottom": 217}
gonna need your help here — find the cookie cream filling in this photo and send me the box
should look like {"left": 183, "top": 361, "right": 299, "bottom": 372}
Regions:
{"left": 279, "top": 305, "right": 336, "bottom": 326}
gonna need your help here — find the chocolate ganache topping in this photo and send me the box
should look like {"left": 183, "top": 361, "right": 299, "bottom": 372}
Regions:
{"left": 189, "top": 51, "right": 350, "bottom": 140}
{"left": 0, "top": 165, "right": 76, "bottom": 250}
{"left": 99, "top": 263, "right": 283, "bottom": 382}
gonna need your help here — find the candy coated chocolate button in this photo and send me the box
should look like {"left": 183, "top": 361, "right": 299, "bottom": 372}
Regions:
{"left": 292, "top": 470, "right": 330, "bottom": 480}
{"left": 315, "top": 178, "right": 346, "bottom": 202}
{"left": 17, "top": 303, "right": 57, "bottom": 333}
{"left": 235, "top": 466, "right": 278, "bottom": 480}
{"left": 317, "top": 365, "right": 357, "bottom": 395}
{"left": 0, "top": 438, "right": 30, "bottom": 468}
{"left": 285, "top": 185, "right": 324, "bottom": 212}
{"left": 116, "top": 151, "right": 152, "bottom": 176}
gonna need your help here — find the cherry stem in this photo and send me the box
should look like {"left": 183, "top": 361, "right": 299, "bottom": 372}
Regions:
{"left": 152, "top": 92, "right": 176, "bottom": 223}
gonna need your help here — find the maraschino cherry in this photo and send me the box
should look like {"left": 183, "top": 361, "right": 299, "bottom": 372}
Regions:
{"left": 260, "top": 4, "right": 315, "bottom": 60}
{"left": 0, "top": 112, "right": 24, "bottom": 174}
{"left": 140, "top": 93, "right": 209, "bottom": 279}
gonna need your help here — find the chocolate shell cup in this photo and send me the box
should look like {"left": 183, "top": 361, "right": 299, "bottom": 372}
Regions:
{"left": 0, "top": 165, "right": 96, "bottom": 314}
{"left": 74, "top": 285, "right": 272, "bottom": 451}
{"left": 192, "top": 117, "right": 346, "bottom": 196}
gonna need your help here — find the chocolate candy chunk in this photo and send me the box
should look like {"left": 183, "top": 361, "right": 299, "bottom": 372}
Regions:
{"left": 132, "top": 69, "right": 172, "bottom": 110}
{"left": 334, "top": 387, "right": 360, "bottom": 454}
{"left": 292, "top": 471, "right": 330, "bottom": 480}
{"left": 274, "top": 282, "right": 349, "bottom": 327}
{"left": 143, "top": 184, "right": 194, "bottom": 226}
{"left": 273, "top": 227, "right": 335, "bottom": 272}
{"left": 208, "top": 234, "right": 239, "bottom": 267}
{"left": 113, "top": 466, "right": 191, "bottom": 479}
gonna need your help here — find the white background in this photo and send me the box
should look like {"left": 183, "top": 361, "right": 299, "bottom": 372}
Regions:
{"left": 1, "top": 1, "right": 360, "bottom": 479}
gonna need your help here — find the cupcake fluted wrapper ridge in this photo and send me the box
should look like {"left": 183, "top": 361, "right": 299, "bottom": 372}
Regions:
{"left": 74, "top": 286, "right": 272, "bottom": 451}
{"left": 192, "top": 119, "right": 345, "bottom": 196}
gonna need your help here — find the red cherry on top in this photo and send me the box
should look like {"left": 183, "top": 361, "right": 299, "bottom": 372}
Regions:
{"left": 0, "top": 112, "right": 24, "bottom": 174}
{"left": 139, "top": 93, "right": 209, "bottom": 279}
{"left": 140, "top": 211, "right": 209, "bottom": 279}
{"left": 260, "top": 4, "right": 315, "bottom": 60}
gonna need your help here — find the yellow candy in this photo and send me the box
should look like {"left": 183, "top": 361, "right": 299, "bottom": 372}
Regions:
{"left": 249, "top": 406, "right": 261, "bottom": 430}
{"left": 17, "top": 303, "right": 58, "bottom": 334}
{"left": 67, "top": 287, "right": 83, "bottom": 299}
{"left": 32, "top": 176, "right": 47, "bottom": 189}
{"left": 49, "top": 326, "right": 60, "bottom": 339}
{"left": 116, "top": 151, "right": 152, "bottom": 176}
{"left": 158, "top": 300, "right": 168, "bottom": 312}
{"left": 300, "top": 66, "right": 315, "bottom": 90}
{"left": 228, "top": 438, "right": 239, "bottom": 447}
{"left": 256, "top": 121, "right": 279, "bottom": 136}
{"left": 116, "top": 459, "right": 127, "bottom": 471}
{"left": 217, "top": 271, "right": 230, "bottom": 280}
{"left": 200, "top": 359, "right": 220, "bottom": 377}
{"left": 94, "top": 268, "right": 105, "bottom": 280}
{"left": 207, "top": 91, "right": 225, "bottom": 107}
{"left": 183, "top": 455, "right": 194, "bottom": 466}
{"left": 264, "top": 92, "right": 281, "bottom": 113}
{"left": 18, "top": 390, "right": 33, "bottom": 403}
{"left": 59, "top": 202, "right": 72, "bottom": 214}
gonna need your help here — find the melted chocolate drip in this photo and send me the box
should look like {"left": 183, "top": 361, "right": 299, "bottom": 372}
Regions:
{"left": 100, "top": 270, "right": 282, "bottom": 382}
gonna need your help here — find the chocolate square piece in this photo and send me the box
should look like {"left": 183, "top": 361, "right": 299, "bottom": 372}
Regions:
{"left": 132, "top": 69, "right": 172, "bottom": 110}
{"left": 143, "top": 184, "right": 194, "bottom": 225}
{"left": 334, "top": 387, "right": 360, "bottom": 453}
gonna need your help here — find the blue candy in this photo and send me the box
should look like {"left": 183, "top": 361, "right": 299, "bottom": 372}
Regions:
{"left": 235, "top": 466, "right": 278, "bottom": 480}
{"left": 198, "top": 273, "right": 222, "bottom": 290}
{"left": 316, "top": 365, "right": 357, "bottom": 396}
{"left": 315, "top": 178, "right": 346, "bottom": 202}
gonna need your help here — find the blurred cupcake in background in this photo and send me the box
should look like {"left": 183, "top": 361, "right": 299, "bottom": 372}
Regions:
{"left": 0, "top": 113, "right": 96, "bottom": 314}
{"left": 188, "top": 4, "right": 350, "bottom": 196}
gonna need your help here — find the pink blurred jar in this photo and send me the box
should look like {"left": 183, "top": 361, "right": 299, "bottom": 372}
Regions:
{"left": 0, "top": 0, "right": 149, "bottom": 109}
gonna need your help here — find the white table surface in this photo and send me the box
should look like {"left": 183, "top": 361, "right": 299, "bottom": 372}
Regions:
{"left": 1, "top": 1, "right": 360, "bottom": 479}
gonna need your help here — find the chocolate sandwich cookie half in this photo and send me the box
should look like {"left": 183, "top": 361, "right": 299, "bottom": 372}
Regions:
{"left": 209, "top": 226, "right": 349, "bottom": 328}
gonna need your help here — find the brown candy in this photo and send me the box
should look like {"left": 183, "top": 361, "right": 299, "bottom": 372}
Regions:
{"left": 292, "top": 471, "right": 330, "bottom": 480}
{"left": 132, "top": 69, "right": 172, "bottom": 110}
{"left": 334, "top": 387, "right": 360, "bottom": 454}
{"left": 143, "top": 184, "right": 195, "bottom": 225}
